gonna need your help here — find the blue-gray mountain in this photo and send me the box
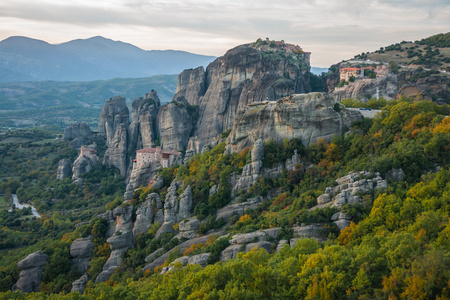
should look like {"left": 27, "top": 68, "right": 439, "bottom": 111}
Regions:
{"left": 0, "top": 36, "right": 216, "bottom": 82}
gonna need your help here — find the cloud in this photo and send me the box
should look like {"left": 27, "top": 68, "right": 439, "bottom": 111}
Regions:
{"left": 0, "top": 0, "right": 449, "bottom": 67}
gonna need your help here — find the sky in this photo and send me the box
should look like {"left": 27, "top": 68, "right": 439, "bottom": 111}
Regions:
{"left": 0, "top": 0, "right": 449, "bottom": 67}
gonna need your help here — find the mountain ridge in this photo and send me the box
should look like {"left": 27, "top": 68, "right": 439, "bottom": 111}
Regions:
{"left": 0, "top": 36, "right": 216, "bottom": 82}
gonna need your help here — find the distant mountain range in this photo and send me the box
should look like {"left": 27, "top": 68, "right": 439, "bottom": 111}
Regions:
{"left": 310, "top": 67, "right": 329, "bottom": 75}
{"left": 0, "top": 36, "right": 216, "bottom": 82}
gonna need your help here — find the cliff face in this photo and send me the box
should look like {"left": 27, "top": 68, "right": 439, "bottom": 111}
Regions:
{"left": 99, "top": 96, "right": 131, "bottom": 177}
{"left": 12, "top": 251, "right": 48, "bottom": 293}
{"left": 173, "top": 66, "right": 206, "bottom": 105}
{"left": 98, "top": 96, "right": 130, "bottom": 145}
{"left": 332, "top": 75, "right": 398, "bottom": 101}
{"left": 176, "top": 45, "right": 311, "bottom": 146}
{"left": 129, "top": 90, "right": 161, "bottom": 149}
{"left": 157, "top": 102, "right": 193, "bottom": 151}
{"left": 226, "top": 92, "right": 363, "bottom": 153}
{"left": 97, "top": 41, "right": 313, "bottom": 181}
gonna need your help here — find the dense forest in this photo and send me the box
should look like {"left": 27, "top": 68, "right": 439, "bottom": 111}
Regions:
{"left": 0, "top": 96, "right": 449, "bottom": 299}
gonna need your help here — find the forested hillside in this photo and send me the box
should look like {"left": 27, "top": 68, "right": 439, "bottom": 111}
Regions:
{"left": 0, "top": 96, "right": 449, "bottom": 299}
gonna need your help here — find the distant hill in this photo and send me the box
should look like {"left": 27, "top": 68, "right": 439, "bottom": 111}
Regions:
{"left": 0, "top": 36, "right": 216, "bottom": 82}
{"left": 352, "top": 32, "right": 450, "bottom": 71}
{"left": 310, "top": 67, "right": 328, "bottom": 75}
{"left": 325, "top": 32, "right": 450, "bottom": 103}
{"left": 0, "top": 75, "right": 178, "bottom": 110}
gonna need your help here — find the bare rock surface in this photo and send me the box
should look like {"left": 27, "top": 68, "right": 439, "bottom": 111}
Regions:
{"left": 291, "top": 224, "right": 328, "bottom": 243}
{"left": 96, "top": 205, "right": 134, "bottom": 283}
{"left": 216, "top": 197, "right": 262, "bottom": 222}
{"left": 72, "top": 144, "right": 99, "bottom": 180}
{"left": 332, "top": 75, "right": 398, "bottom": 102}
{"left": 57, "top": 159, "right": 71, "bottom": 179}
{"left": 157, "top": 101, "right": 193, "bottom": 151}
{"left": 173, "top": 67, "right": 206, "bottom": 106}
{"left": 98, "top": 96, "right": 130, "bottom": 145}
{"left": 226, "top": 93, "right": 363, "bottom": 153}
{"left": 63, "top": 122, "right": 93, "bottom": 141}
{"left": 12, "top": 250, "right": 48, "bottom": 293}
{"left": 71, "top": 274, "right": 88, "bottom": 294}
{"left": 70, "top": 237, "right": 94, "bottom": 274}
{"left": 190, "top": 44, "right": 311, "bottom": 145}
{"left": 142, "top": 235, "right": 210, "bottom": 272}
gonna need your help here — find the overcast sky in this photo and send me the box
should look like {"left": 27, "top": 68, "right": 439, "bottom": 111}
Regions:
{"left": 0, "top": 0, "right": 449, "bottom": 67}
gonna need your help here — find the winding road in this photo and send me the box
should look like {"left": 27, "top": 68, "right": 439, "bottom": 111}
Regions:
{"left": 11, "top": 194, "right": 40, "bottom": 218}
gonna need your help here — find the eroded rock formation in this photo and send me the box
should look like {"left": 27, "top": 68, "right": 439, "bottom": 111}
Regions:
{"left": 70, "top": 237, "right": 94, "bottom": 274}
{"left": 332, "top": 75, "right": 398, "bottom": 101}
{"left": 157, "top": 101, "right": 193, "bottom": 151}
{"left": 96, "top": 205, "right": 134, "bottom": 283}
{"left": 63, "top": 122, "right": 93, "bottom": 141}
{"left": 57, "top": 159, "right": 71, "bottom": 179}
{"left": 72, "top": 144, "right": 99, "bottom": 180}
{"left": 12, "top": 250, "right": 48, "bottom": 293}
{"left": 226, "top": 92, "right": 362, "bottom": 153}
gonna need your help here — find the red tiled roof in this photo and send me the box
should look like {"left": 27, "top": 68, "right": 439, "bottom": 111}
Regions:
{"left": 340, "top": 67, "right": 360, "bottom": 71}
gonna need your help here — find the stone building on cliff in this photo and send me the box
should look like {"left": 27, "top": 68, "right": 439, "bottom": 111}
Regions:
{"left": 134, "top": 147, "right": 180, "bottom": 169}
{"left": 340, "top": 65, "right": 390, "bottom": 81}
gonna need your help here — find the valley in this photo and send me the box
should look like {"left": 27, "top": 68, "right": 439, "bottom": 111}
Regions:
{"left": 0, "top": 35, "right": 449, "bottom": 299}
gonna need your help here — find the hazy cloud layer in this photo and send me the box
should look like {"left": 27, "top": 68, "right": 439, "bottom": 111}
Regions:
{"left": 0, "top": 0, "right": 449, "bottom": 66}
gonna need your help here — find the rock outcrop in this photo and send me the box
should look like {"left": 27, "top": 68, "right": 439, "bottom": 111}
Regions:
{"left": 102, "top": 123, "right": 130, "bottom": 178}
{"left": 173, "top": 67, "right": 206, "bottom": 106}
{"left": 71, "top": 274, "right": 88, "bottom": 294}
{"left": 157, "top": 101, "right": 193, "bottom": 151}
{"left": 132, "top": 193, "right": 164, "bottom": 237}
{"left": 290, "top": 224, "right": 328, "bottom": 245}
{"left": 234, "top": 139, "right": 264, "bottom": 190}
{"left": 332, "top": 75, "right": 398, "bottom": 101}
{"left": 57, "top": 159, "right": 71, "bottom": 179}
{"left": 99, "top": 96, "right": 131, "bottom": 178}
{"left": 226, "top": 93, "right": 363, "bottom": 153}
{"left": 70, "top": 237, "right": 94, "bottom": 274}
{"left": 155, "top": 182, "right": 193, "bottom": 238}
{"left": 216, "top": 197, "right": 263, "bottom": 222}
{"left": 98, "top": 96, "right": 130, "bottom": 145}
{"left": 72, "top": 144, "right": 99, "bottom": 180}
{"left": 143, "top": 235, "right": 211, "bottom": 272}
{"left": 220, "top": 228, "right": 279, "bottom": 261}
{"left": 184, "top": 44, "right": 311, "bottom": 145}
{"left": 176, "top": 217, "right": 200, "bottom": 239}
{"left": 63, "top": 122, "right": 93, "bottom": 141}
{"left": 12, "top": 250, "right": 48, "bottom": 293}
{"left": 331, "top": 212, "right": 352, "bottom": 230}
{"left": 129, "top": 90, "right": 161, "bottom": 149}
{"left": 310, "top": 171, "right": 388, "bottom": 231}
{"left": 96, "top": 205, "right": 134, "bottom": 283}
{"left": 160, "top": 253, "right": 211, "bottom": 274}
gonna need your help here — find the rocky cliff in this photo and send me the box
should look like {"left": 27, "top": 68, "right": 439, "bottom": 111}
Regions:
{"left": 96, "top": 205, "right": 134, "bottom": 283}
{"left": 72, "top": 145, "right": 100, "bottom": 180}
{"left": 70, "top": 237, "right": 94, "bottom": 274}
{"left": 173, "top": 66, "right": 206, "bottom": 105}
{"left": 177, "top": 44, "right": 311, "bottom": 146}
{"left": 100, "top": 97, "right": 131, "bottom": 177}
{"left": 157, "top": 101, "right": 193, "bottom": 151}
{"left": 12, "top": 251, "right": 48, "bottom": 293}
{"left": 332, "top": 75, "right": 398, "bottom": 101}
{"left": 129, "top": 90, "right": 161, "bottom": 149}
{"left": 57, "top": 159, "right": 71, "bottom": 180}
{"left": 225, "top": 92, "right": 362, "bottom": 153}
